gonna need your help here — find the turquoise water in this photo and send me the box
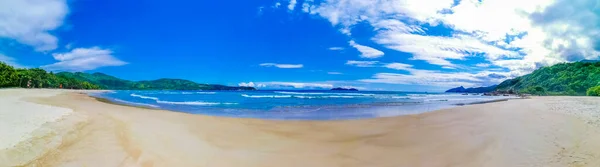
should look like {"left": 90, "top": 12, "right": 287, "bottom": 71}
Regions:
{"left": 90, "top": 90, "right": 513, "bottom": 120}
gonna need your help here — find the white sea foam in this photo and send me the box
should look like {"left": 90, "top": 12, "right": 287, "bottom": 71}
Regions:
{"left": 130, "top": 93, "right": 160, "bottom": 100}
{"left": 242, "top": 94, "right": 359, "bottom": 99}
{"left": 181, "top": 92, "right": 217, "bottom": 95}
{"left": 114, "top": 99, "right": 160, "bottom": 108}
{"left": 294, "top": 95, "right": 356, "bottom": 99}
{"left": 275, "top": 91, "right": 375, "bottom": 96}
{"left": 130, "top": 93, "right": 229, "bottom": 106}
{"left": 194, "top": 92, "right": 217, "bottom": 94}
{"left": 275, "top": 91, "right": 327, "bottom": 95}
{"left": 156, "top": 100, "right": 237, "bottom": 106}
{"left": 241, "top": 94, "right": 293, "bottom": 98}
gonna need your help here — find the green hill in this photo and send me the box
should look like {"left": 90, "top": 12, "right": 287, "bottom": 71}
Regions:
{"left": 0, "top": 61, "right": 255, "bottom": 90}
{"left": 496, "top": 62, "right": 600, "bottom": 95}
{"left": 56, "top": 72, "right": 133, "bottom": 89}
{"left": 56, "top": 72, "right": 255, "bottom": 90}
{"left": 0, "top": 62, "right": 100, "bottom": 89}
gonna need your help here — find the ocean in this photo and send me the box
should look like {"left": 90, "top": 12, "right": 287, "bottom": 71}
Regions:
{"left": 89, "top": 90, "right": 515, "bottom": 120}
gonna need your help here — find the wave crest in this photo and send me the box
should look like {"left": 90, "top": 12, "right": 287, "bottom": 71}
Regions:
{"left": 275, "top": 91, "right": 375, "bottom": 96}
{"left": 156, "top": 100, "right": 237, "bottom": 106}
{"left": 130, "top": 94, "right": 159, "bottom": 100}
{"left": 241, "top": 94, "right": 292, "bottom": 98}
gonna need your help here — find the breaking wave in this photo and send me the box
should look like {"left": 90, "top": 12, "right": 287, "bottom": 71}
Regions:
{"left": 113, "top": 99, "right": 160, "bottom": 108}
{"left": 275, "top": 91, "right": 375, "bottom": 96}
{"left": 156, "top": 100, "right": 237, "bottom": 106}
{"left": 130, "top": 94, "right": 159, "bottom": 100}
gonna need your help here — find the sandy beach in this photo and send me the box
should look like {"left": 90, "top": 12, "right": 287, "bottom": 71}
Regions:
{"left": 2, "top": 89, "right": 600, "bottom": 166}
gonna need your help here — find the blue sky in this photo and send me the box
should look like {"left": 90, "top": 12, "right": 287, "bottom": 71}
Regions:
{"left": 1, "top": 0, "right": 599, "bottom": 91}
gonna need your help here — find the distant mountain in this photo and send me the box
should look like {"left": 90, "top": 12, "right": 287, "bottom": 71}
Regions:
{"left": 56, "top": 72, "right": 255, "bottom": 90}
{"left": 579, "top": 59, "right": 600, "bottom": 63}
{"left": 331, "top": 87, "right": 359, "bottom": 91}
{"left": 496, "top": 62, "right": 600, "bottom": 95}
{"left": 445, "top": 85, "right": 497, "bottom": 93}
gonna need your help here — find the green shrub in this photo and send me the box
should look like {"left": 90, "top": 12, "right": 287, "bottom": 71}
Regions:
{"left": 587, "top": 86, "right": 600, "bottom": 96}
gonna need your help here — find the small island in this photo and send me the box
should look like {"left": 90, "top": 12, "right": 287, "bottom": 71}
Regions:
{"left": 331, "top": 87, "right": 359, "bottom": 91}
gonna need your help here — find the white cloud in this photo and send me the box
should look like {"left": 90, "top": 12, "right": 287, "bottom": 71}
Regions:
{"left": 363, "top": 61, "right": 517, "bottom": 88}
{"left": 257, "top": 6, "right": 265, "bottom": 15}
{"left": 374, "top": 32, "right": 517, "bottom": 66}
{"left": 0, "top": 54, "right": 22, "bottom": 68}
{"left": 285, "top": 0, "right": 600, "bottom": 76}
{"left": 349, "top": 40, "right": 384, "bottom": 58}
{"left": 288, "top": 0, "right": 297, "bottom": 11}
{"left": 328, "top": 47, "right": 344, "bottom": 51}
{"left": 0, "top": 0, "right": 68, "bottom": 51}
{"left": 274, "top": 2, "right": 282, "bottom": 8}
{"left": 65, "top": 43, "right": 73, "bottom": 49}
{"left": 260, "top": 82, "right": 333, "bottom": 89}
{"left": 383, "top": 62, "right": 413, "bottom": 71}
{"left": 345, "top": 60, "right": 379, "bottom": 67}
{"left": 42, "top": 47, "right": 127, "bottom": 71}
{"left": 360, "top": 69, "right": 513, "bottom": 88}
{"left": 475, "top": 63, "right": 491, "bottom": 68}
{"left": 327, "top": 72, "right": 343, "bottom": 75}
{"left": 238, "top": 82, "right": 266, "bottom": 88}
{"left": 259, "top": 63, "right": 304, "bottom": 68}
{"left": 301, "top": 0, "right": 315, "bottom": 13}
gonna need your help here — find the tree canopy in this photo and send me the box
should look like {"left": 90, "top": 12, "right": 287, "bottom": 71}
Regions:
{"left": 496, "top": 62, "right": 600, "bottom": 96}
{"left": 0, "top": 62, "right": 255, "bottom": 90}
{"left": 0, "top": 62, "right": 100, "bottom": 89}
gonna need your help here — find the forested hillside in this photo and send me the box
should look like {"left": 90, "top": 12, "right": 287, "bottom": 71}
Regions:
{"left": 0, "top": 62, "right": 100, "bottom": 89}
{"left": 496, "top": 62, "right": 600, "bottom": 95}
{"left": 0, "top": 61, "right": 255, "bottom": 90}
{"left": 57, "top": 72, "right": 256, "bottom": 90}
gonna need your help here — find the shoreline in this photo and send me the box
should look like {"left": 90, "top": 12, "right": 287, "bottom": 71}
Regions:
{"left": 89, "top": 91, "right": 520, "bottom": 120}
{"left": 3, "top": 89, "right": 600, "bottom": 166}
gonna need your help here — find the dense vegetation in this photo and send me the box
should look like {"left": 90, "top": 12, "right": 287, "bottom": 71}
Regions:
{"left": 0, "top": 61, "right": 255, "bottom": 90}
{"left": 587, "top": 86, "right": 600, "bottom": 96}
{"left": 445, "top": 85, "right": 497, "bottom": 93}
{"left": 0, "top": 62, "right": 100, "bottom": 89}
{"left": 496, "top": 62, "right": 600, "bottom": 96}
{"left": 55, "top": 71, "right": 255, "bottom": 90}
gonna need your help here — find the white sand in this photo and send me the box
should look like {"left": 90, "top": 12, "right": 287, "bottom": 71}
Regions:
{"left": 3, "top": 89, "right": 600, "bottom": 166}
{"left": 0, "top": 89, "right": 95, "bottom": 166}
{"left": 0, "top": 89, "right": 73, "bottom": 149}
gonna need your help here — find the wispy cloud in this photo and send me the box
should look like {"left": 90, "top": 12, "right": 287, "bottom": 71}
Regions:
{"left": 42, "top": 47, "right": 127, "bottom": 71}
{"left": 345, "top": 60, "right": 379, "bottom": 67}
{"left": 259, "top": 63, "right": 304, "bottom": 68}
{"left": 301, "top": 0, "right": 315, "bottom": 13}
{"left": 0, "top": 0, "right": 68, "bottom": 51}
{"left": 287, "top": 0, "right": 297, "bottom": 11}
{"left": 0, "top": 54, "right": 23, "bottom": 68}
{"left": 383, "top": 62, "right": 413, "bottom": 71}
{"left": 361, "top": 68, "right": 515, "bottom": 88}
{"left": 238, "top": 82, "right": 266, "bottom": 88}
{"left": 327, "top": 72, "right": 343, "bottom": 75}
{"left": 349, "top": 40, "right": 384, "bottom": 59}
{"left": 475, "top": 63, "right": 491, "bottom": 68}
{"left": 273, "top": 2, "right": 281, "bottom": 8}
{"left": 260, "top": 82, "right": 333, "bottom": 89}
{"left": 328, "top": 47, "right": 344, "bottom": 51}
{"left": 281, "top": 0, "right": 600, "bottom": 76}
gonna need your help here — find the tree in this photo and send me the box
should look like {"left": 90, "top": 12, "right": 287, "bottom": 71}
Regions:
{"left": 0, "top": 61, "right": 100, "bottom": 89}
{"left": 0, "top": 62, "right": 18, "bottom": 87}
{"left": 587, "top": 86, "right": 600, "bottom": 96}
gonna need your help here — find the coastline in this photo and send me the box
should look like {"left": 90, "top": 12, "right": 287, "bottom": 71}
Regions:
{"left": 3, "top": 89, "right": 600, "bottom": 166}
{"left": 90, "top": 91, "right": 520, "bottom": 120}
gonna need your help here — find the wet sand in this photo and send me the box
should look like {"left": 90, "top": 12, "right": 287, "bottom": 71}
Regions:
{"left": 3, "top": 89, "right": 600, "bottom": 166}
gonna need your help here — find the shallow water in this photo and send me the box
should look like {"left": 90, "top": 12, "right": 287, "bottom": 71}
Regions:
{"left": 90, "top": 90, "right": 514, "bottom": 120}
